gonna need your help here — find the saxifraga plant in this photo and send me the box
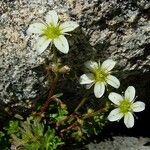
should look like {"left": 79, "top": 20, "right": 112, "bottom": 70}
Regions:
{"left": 6, "top": 117, "right": 63, "bottom": 150}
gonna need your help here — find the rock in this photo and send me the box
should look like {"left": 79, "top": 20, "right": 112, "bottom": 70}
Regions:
{"left": 0, "top": 0, "right": 150, "bottom": 115}
{"left": 87, "top": 136, "right": 150, "bottom": 150}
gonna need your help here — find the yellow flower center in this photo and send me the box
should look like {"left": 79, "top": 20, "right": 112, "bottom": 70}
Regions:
{"left": 119, "top": 99, "right": 132, "bottom": 114}
{"left": 43, "top": 25, "right": 62, "bottom": 39}
{"left": 93, "top": 68, "right": 108, "bottom": 82}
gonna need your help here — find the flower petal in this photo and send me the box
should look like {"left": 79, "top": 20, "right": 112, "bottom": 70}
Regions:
{"left": 124, "top": 112, "right": 134, "bottom": 128}
{"left": 54, "top": 35, "right": 69, "bottom": 54}
{"left": 35, "top": 36, "right": 51, "bottom": 54}
{"left": 84, "top": 61, "right": 98, "bottom": 71}
{"left": 101, "top": 59, "right": 116, "bottom": 71}
{"left": 94, "top": 82, "right": 105, "bottom": 98}
{"left": 79, "top": 73, "right": 94, "bottom": 85}
{"left": 107, "top": 75, "right": 120, "bottom": 88}
{"left": 131, "top": 101, "right": 145, "bottom": 112}
{"left": 125, "top": 86, "right": 135, "bottom": 102}
{"left": 60, "top": 21, "right": 79, "bottom": 33}
{"left": 45, "top": 10, "right": 58, "bottom": 25}
{"left": 27, "top": 23, "right": 45, "bottom": 35}
{"left": 107, "top": 108, "right": 123, "bottom": 122}
{"left": 108, "top": 92, "right": 123, "bottom": 105}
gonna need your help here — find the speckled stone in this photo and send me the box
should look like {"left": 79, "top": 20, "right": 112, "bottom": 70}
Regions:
{"left": 87, "top": 136, "right": 150, "bottom": 150}
{"left": 0, "top": 0, "right": 150, "bottom": 114}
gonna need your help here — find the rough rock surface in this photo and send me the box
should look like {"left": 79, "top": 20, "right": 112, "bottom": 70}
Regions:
{"left": 87, "top": 136, "right": 150, "bottom": 150}
{"left": 0, "top": 0, "right": 150, "bottom": 114}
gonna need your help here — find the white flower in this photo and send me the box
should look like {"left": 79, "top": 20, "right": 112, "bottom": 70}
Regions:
{"left": 79, "top": 59, "right": 120, "bottom": 98}
{"left": 27, "top": 10, "right": 79, "bottom": 54}
{"left": 107, "top": 86, "right": 145, "bottom": 128}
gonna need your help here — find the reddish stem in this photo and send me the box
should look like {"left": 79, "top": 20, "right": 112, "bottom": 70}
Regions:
{"left": 60, "top": 123, "right": 77, "bottom": 134}
{"left": 40, "top": 78, "right": 58, "bottom": 114}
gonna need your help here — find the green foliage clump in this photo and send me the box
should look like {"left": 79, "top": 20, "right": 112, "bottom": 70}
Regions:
{"left": 49, "top": 103, "right": 68, "bottom": 123}
{"left": 6, "top": 117, "right": 63, "bottom": 150}
{"left": 70, "top": 113, "right": 107, "bottom": 142}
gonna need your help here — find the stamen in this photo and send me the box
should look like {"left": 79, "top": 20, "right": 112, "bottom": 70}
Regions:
{"left": 93, "top": 68, "right": 108, "bottom": 82}
{"left": 43, "top": 25, "right": 62, "bottom": 39}
{"left": 119, "top": 100, "right": 132, "bottom": 114}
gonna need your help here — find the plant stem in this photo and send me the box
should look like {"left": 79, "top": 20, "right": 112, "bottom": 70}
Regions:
{"left": 82, "top": 107, "right": 107, "bottom": 119}
{"left": 59, "top": 92, "right": 89, "bottom": 125}
{"left": 74, "top": 97, "right": 87, "bottom": 112}
{"left": 74, "top": 91, "right": 90, "bottom": 112}
{"left": 40, "top": 76, "right": 58, "bottom": 114}
{"left": 60, "top": 106, "right": 108, "bottom": 134}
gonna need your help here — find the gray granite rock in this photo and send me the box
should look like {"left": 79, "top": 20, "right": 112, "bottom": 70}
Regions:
{"left": 87, "top": 136, "right": 150, "bottom": 150}
{"left": 0, "top": 0, "right": 150, "bottom": 114}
